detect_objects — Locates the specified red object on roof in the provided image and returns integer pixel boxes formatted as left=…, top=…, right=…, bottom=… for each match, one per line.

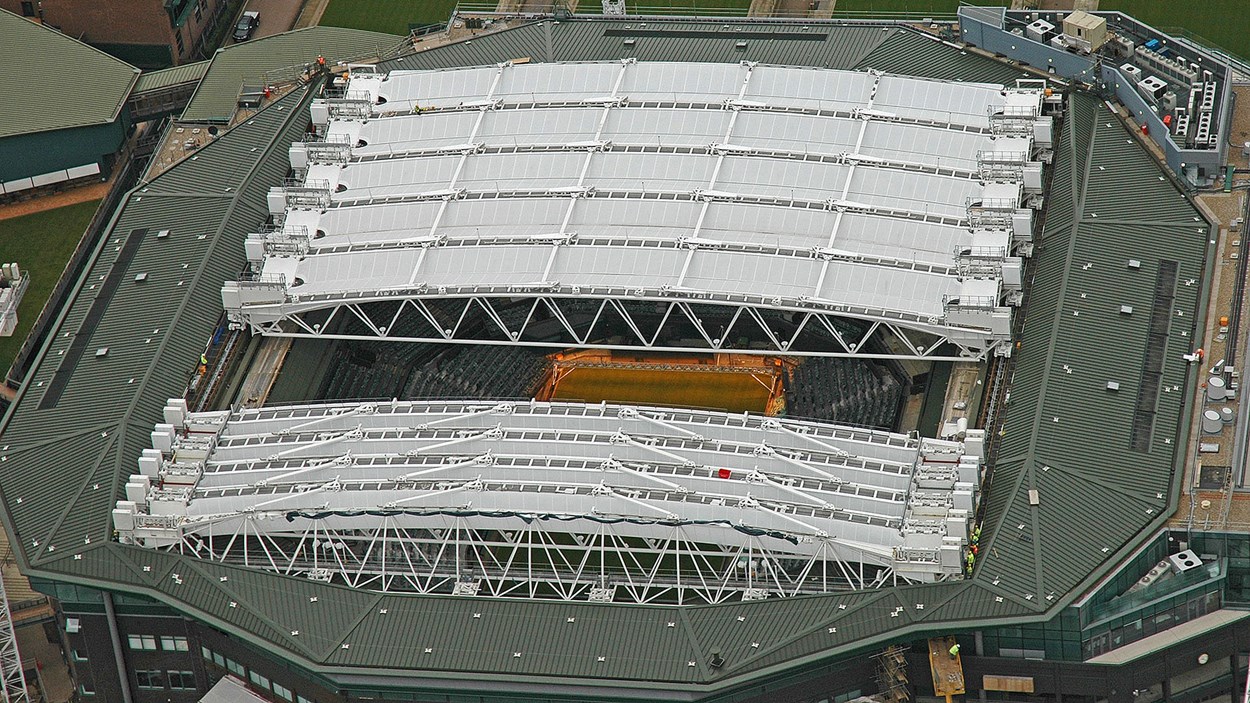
left=718, top=468, right=732, bottom=479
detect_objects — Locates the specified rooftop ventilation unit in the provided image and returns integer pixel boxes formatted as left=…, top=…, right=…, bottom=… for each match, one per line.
left=1168, top=550, right=1202, bottom=574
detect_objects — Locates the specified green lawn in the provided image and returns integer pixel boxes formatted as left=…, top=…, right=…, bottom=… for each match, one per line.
left=317, top=0, right=1249, bottom=60
left=628, top=0, right=752, bottom=14
left=318, top=0, right=458, bottom=35
left=1100, top=0, right=1249, bottom=62
left=833, top=0, right=1006, bottom=15
left=0, top=200, right=101, bottom=378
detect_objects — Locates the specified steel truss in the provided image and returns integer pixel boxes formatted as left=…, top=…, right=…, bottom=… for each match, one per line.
left=232, top=293, right=1000, bottom=361
left=174, top=515, right=914, bottom=604
left=0, top=573, right=29, bottom=703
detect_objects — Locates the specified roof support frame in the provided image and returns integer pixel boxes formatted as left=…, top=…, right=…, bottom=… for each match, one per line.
left=173, top=515, right=900, bottom=604
left=231, top=293, right=997, bottom=361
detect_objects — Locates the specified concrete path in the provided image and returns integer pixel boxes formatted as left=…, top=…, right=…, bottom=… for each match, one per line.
left=0, top=181, right=108, bottom=222
left=237, top=0, right=307, bottom=42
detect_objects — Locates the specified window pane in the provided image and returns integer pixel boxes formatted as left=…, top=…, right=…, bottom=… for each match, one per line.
left=136, top=670, right=164, bottom=689
left=227, top=659, right=245, bottom=677
left=274, top=683, right=294, bottom=701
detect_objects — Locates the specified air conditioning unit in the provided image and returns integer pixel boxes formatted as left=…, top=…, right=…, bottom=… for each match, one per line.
left=1168, top=549, right=1203, bottom=574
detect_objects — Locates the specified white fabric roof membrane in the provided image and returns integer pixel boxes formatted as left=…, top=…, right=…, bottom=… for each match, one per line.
left=251, top=61, right=1025, bottom=339
left=124, top=400, right=973, bottom=564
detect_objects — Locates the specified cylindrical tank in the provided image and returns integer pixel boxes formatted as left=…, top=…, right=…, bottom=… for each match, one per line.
left=1202, top=410, right=1223, bottom=434
left=1222, top=407, right=1235, bottom=424
left=1208, top=376, right=1227, bottom=401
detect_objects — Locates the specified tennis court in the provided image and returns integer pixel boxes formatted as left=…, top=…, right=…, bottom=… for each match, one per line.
left=551, top=365, right=776, bottom=413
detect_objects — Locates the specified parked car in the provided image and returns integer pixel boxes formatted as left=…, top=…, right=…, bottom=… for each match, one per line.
left=233, top=11, right=259, bottom=42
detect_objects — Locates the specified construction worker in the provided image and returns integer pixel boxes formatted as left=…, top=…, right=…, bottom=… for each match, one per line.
left=948, top=642, right=960, bottom=659
left=200, top=353, right=209, bottom=366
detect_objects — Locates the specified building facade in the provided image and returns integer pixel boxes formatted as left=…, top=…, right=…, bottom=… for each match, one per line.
left=0, top=0, right=230, bottom=67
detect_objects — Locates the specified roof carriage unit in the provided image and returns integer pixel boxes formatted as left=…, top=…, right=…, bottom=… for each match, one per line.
left=223, top=60, right=1055, bottom=361
left=114, top=399, right=984, bottom=604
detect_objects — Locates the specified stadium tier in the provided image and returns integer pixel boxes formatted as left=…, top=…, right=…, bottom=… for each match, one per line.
left=223, top=60, right=1055, bottom=361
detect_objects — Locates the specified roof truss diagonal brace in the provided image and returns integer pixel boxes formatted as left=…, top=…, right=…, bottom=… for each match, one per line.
left=227, top=288, right=998, bottom=361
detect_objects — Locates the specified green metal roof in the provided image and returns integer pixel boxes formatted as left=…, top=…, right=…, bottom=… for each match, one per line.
left=978, top=91, right=1208, bottom=608
left=391, top=19, right=1034, bottom=81
left=0, top=18, right=1213, bottom=699
left=181, top=26, right=405, bottom=123
left=133, top=59, right=211, bottom=95
left=0, top=8, right=139, bottom=138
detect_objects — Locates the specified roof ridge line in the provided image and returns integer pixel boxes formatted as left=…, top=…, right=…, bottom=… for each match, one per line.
left=182, top=559, right=320, bottom=659
left=29, top=427, right=119, bottom=565
left=724, top=589, right=896, bottom=669
left=319, top=591, right=385, bottom=662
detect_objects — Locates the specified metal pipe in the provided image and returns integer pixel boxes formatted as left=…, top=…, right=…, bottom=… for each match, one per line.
left=101, top=592, right=134, bottom=703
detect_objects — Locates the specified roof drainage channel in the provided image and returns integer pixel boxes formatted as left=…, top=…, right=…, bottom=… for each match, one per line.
left=38, top=227, right=149, bottom=410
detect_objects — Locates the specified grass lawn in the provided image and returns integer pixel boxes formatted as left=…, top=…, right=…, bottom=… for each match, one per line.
left=319, top=0, right=457, bottom=35
left=833, top=0, right=1006, bottom=15
left=1100, top=0, right=1249, bottom=61
left=0, top=200, right=100, bottom=377
left=629, top=0, right=752, bottom=14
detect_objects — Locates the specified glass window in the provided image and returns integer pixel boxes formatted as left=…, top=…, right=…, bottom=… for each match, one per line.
left=128, top=635, right=157, bottom=651
left=168, top=671, right=196, bottom=690
left=78, top=682, right=95, bottom=696
left=161, top=636, right=189, bottom=651
left=249, top=670, right=270, bottom=690
left=136, top=670, right=164, bottom=689
left=71, top=649, right=87, bottom=661
left=213, top=652, right=224, bottom=667
left=273, top=682, right=294, bottom=701
left=226, top=659, right=245, bottom=677
left=298, top=696, right=315, bottom=703
left=201, top=646, right=213, bottom=661
left=19, top=1, right=34, bottom=16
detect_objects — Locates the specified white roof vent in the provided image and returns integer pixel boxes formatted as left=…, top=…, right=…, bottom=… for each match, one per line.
left=1128, top=259, right=1141, bottom=268
left=1106, top=381, right=1120, bottom=391
left=1120, top=305, right=1133, bottom=315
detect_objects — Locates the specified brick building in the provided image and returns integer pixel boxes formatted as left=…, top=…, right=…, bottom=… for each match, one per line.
left=0, top=0, right=230, bottom=67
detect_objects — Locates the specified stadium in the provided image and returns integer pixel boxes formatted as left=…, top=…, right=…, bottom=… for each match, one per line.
left=1, top=6, right=1248, bottom=703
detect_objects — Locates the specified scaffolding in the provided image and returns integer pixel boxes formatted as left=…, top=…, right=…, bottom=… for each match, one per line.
left=871, top=645, right=910, bottom=703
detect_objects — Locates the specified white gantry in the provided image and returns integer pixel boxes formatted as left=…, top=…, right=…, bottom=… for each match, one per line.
left=222, top=61, right=1055, bottom=361
left=115, top=399, right=985, bottom=604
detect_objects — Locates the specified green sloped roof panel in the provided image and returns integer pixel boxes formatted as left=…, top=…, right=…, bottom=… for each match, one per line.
left=182, top=26, right=404, bottom=123
left=133, top=60, right=211, bottom=94
left=0, top=9, right=139, bottom=138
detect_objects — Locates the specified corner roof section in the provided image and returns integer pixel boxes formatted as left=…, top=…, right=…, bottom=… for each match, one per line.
left=181, top=25, right=405, bottom=123
left=134, top=59, right=211, bottom=94
left=0, top=16, right=1213, bottom=698
left=0, top=8, right=139, bottom=138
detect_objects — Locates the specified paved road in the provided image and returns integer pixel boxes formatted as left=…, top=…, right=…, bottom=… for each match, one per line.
left=233, top=0, right=307, bottom=43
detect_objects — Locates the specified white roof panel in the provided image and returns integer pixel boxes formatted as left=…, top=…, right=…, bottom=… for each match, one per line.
left=238, top=61, right=1041, bottom=347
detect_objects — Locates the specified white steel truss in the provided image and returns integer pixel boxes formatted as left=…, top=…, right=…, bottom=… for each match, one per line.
left=0, top=574, right=29, bottom=703
left=172, top=516, right=912, bottom=604
left=228, top=291, right=997, bottom=361
left=114, top=400, right=984, bottom=604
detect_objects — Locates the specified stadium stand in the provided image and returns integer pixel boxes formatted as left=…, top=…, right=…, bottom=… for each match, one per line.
left=785, top=358, right=905, bottom=429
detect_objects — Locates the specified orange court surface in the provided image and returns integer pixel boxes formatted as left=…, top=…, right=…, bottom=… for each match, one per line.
left=539, top=350, right=787, bottom=414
